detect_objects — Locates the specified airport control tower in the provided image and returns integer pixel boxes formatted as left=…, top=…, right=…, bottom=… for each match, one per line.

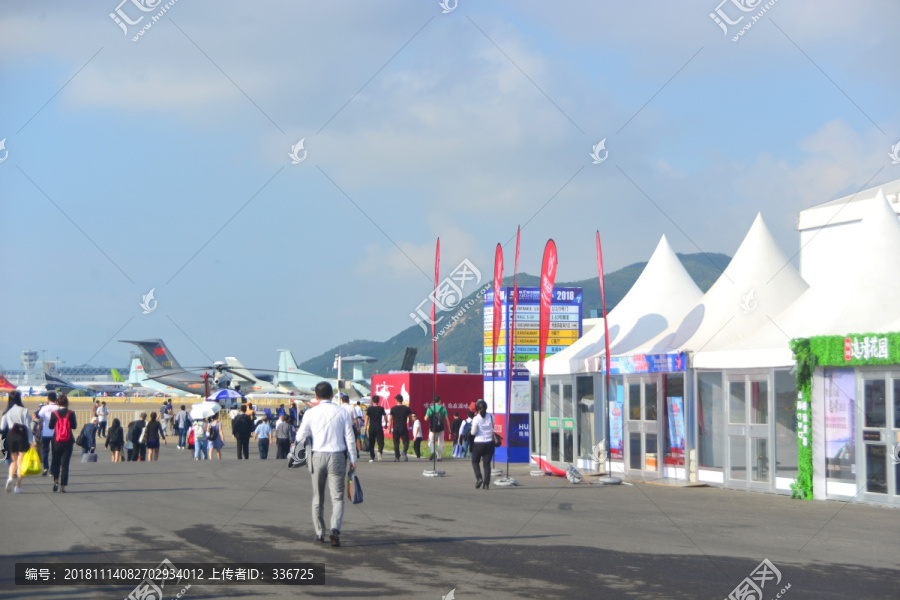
left=21, top=350, right=38, bottom=371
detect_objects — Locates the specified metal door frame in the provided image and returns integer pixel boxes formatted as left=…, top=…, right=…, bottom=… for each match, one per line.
left=858, top=370, right=899, bottom=505
left=624, top=375, right=662, bottom=479
left=725, top=371, right=774, bottom=490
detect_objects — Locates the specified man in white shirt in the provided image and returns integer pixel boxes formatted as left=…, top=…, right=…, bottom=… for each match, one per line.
left=341, top=394, right=361, bottom=452
left=37, top=392, right=60, bottom=476
left=296, top=382, right=357, bottom=548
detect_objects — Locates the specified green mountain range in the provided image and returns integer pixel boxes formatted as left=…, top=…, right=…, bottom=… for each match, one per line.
left=299, top=252, right=731, bottom=378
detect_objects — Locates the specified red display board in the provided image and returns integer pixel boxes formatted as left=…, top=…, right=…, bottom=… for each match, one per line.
left=370, top=372, right=484, bottom=440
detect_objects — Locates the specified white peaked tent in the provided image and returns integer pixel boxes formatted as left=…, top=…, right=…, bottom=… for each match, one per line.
left=694, top=190, right=900, bottom=368
left=542, top=235, right=702, bottom=375
left=635, top=214, right=808, bottom=362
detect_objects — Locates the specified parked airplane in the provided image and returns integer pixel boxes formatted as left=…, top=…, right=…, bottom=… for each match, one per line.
left=224, top=357, right=282, bottom=393
left=126, top=356, right=197, bottom=397
left=121, top=338, right=236, bottom=396
left=42, top=362, right=127, bottom=395
left=275, top=349, right=370, bottom=398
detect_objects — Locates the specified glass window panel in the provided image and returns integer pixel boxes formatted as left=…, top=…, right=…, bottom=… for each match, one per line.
left=629, top=433, right=642, bottom=470
left=865, top=444, right=887, bottom=494
left=894, top=379, right=900, bottom=429
left=664, top=374, right=686, bottom=466
left=752, top=438, right=769, bottom=482
left=645, top=433, right=658, bottom=471
left=563, top=431, right=574, bottom=463
left=550, top=429, right=560, bottom=462
left=729, top=381, right=746, bottom=424
left=751, top=380, right=769, bottom=425
left=550, top=384, right=561, bottom=419
left=824, top=369, right=856, bottom=482
left=729, top=436, right=746, bottom=480
left=563, top=384, right=573, bottom=419
left=644, top=382, right=657, bottom=421
left=576, top=376, right=595, bottom=459
left=864, top=379, right=886, bottom=428
left=629, top=383, right=641, bottom=421
left=698, top=372, right=724, bottom=469
left=896, top=461, right=900, bottom=497
left=774, top=370, right=798, bottom=479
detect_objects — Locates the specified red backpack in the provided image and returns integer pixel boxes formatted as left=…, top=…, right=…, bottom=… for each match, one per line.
left=55, top=411, right=73, bottom=443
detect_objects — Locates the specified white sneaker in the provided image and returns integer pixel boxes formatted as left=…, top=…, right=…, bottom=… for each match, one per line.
left=369, top=459, right=375, bottom=463
left=13, top=487, right=21, bottom=494
left=5, top=478, right=13, bottom=492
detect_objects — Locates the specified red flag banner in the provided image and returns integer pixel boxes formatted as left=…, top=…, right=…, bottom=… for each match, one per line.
left=492, top=243, right=504, bottom=376
left=538, top=239, right=558, bottom=410
left=433, top=238, right=440, bottom=400
left=595, top=232, right=611, bottom=382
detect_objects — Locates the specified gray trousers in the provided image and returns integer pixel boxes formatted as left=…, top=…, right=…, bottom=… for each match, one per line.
left=310, top=451, right=347, bottom=537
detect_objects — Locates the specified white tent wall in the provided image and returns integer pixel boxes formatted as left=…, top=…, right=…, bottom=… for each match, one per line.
left=541, top=235, right=702, bottom=376
left=693, top=189, right=900, bottom=369
left=631, top=214, right=808, bottom=359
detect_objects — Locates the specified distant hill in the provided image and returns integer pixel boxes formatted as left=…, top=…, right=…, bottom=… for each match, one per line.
left=299, top=252, right=731, bottom=377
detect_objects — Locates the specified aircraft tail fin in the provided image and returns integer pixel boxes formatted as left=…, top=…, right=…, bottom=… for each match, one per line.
left=120, top=338, right=182, bottom=373
left=111, top=368, right=125, bottom=382
left=42, top=362, right=79, bottom=392
left=127, top=357, right=148, bottom=385
left=0, top=372, right=15, bottom=391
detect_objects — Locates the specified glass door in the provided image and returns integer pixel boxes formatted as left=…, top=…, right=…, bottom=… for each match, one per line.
left=625, top=377, right=661, bottom=478
left=726, top=375, right=773, bottom=489
left=859, top=373, right=899, bottom=503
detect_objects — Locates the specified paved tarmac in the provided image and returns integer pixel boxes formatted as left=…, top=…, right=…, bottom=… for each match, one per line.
left=0, top=442, right=898, bottom=600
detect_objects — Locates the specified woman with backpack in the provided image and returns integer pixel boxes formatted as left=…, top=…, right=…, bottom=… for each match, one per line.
left=458, top=411, right=474, bottom=459
left=1, top=391, right=35, bottom=494
left=49, top=395, right=76, bottom=493
left=105, top=418, right=125, bottom=462
left=470, top=400, right=495, bottom=491
left=144, top=412, right=166, bottom=461
left=206, top=414, right=224, bottom=460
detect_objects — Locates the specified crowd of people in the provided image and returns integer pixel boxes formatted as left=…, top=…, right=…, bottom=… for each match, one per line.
left=2, top=388, right=500, bottom=505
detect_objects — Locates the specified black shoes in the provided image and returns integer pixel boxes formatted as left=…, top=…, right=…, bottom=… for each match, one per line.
left=314, top=536, right=324, bottom=544
left=475, top=479, right=483, bottom=489
left=483, top=483, right=490, bottom=490
left=41, top=469, right=48, bottom=477
left=329, top=530, right=340, bottom=547
left=52, top=482, right=59, bottom=492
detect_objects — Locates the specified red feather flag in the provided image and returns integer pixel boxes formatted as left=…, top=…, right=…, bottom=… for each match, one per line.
left=432, top=238, right=440, bottom=402
left=492, top=243, right=504, bottom=380
left=538, top=239, right=558, bottom=414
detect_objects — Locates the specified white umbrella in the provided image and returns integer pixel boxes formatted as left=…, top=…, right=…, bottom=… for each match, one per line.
left=190, top=401, right=220, bottom=421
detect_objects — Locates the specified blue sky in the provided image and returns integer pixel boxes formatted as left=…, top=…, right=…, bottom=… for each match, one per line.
left=1, top=0, right=898, bottom=372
